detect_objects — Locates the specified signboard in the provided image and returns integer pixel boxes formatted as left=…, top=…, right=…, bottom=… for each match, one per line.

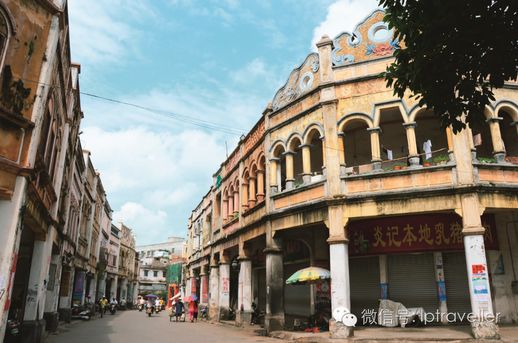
left=349, top=214, right=498, bottom=256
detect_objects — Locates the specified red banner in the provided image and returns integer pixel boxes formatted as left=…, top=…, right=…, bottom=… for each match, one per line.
left=348, top=214, right=498, bottom=256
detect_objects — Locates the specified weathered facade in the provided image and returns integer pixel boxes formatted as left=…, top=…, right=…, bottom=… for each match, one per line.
left=118, top=223, right=138, bottom=307
left=0, top=1, right=126, bottom=342
left=185, top=10, right=518, bottom=339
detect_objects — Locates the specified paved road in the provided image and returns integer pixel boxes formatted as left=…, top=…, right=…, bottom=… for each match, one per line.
left=45, top=310, right=277, bottom=343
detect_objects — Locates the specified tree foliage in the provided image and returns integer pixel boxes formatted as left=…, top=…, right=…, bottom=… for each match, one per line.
left=379, top=0, right=518, bottom=132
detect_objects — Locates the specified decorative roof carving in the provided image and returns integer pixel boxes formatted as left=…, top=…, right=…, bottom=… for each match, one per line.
left=332, top=9, right=398, bottom=67
left=271, top=53, right=320, bottom=111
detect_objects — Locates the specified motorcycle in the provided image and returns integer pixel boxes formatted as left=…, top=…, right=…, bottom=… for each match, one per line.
left=71, top=304, right=92, bottom=320
left=138, top=303, right=144, bottom=312
left=109, top=303, right=117, bottom=315
left=155, top=305, right=161, bottom=314
left=146, top=305, right=154, bottom=317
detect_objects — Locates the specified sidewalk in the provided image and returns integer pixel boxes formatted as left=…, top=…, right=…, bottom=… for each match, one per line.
left=214, top=321, right=518, bottom=342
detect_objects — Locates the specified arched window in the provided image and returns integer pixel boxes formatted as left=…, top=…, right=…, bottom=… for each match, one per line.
left=272, top=145, right=286, bottom=192
left=341, top=118, right=371, bottom=174
left=413, top=109, right=449, bottom=166
left=379, top=107, right=408, bottom=170
left=497, top=106, right=518, bottom=162
left=288, top=137, right=303, bottom=187
left=306, top=129, right=324, bottom=175
left=470, top=117, right=493, bottom=160
left=257, top=155, right=266, bottom=201
left=0, top=6, right=12, bottom=74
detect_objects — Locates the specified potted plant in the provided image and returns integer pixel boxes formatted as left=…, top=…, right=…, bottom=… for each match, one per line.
left=431, top=154, right=449, bottom=166
left=423, top=159, right=432, bottom=167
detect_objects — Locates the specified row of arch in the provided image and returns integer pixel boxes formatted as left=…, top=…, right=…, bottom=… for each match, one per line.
left=270, top=125, right=325, bottom=191
left=268, top=100, right=518, bottom=188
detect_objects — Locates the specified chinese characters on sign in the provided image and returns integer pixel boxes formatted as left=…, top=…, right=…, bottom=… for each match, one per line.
left=349, top=214, right=497, bottom=256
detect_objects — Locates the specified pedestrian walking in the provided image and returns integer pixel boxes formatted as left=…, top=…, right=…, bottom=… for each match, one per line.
left=174, top=299, right=184, bottom=322
left=188, top=300, right=198, bottom=322
left=99, top=296, right=108, bottom=318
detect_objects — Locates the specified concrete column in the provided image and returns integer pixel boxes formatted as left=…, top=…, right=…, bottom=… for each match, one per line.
left=404, top=122, right=420, bottom=167
left=24, top=231, right=55, bottom=321
left=218, top=261, right=231, bottom=320
left=110, top=276, right=118, bottom=300
left=379, top=255, right=388, bottom=300
left=256, top=170, right=265, bottom=202
left=488, top=118, right=506, bottom=162
left=97, top=273, right=106, bottom=299
left=237, top=258, right=252, bottom=325
left=338, top=132, right=346, bottom=175
left=284, top=151, right=294, bottom=190
left=233, top=190, right=239, bottom=215
left=460, top=194, right=499, bottom=339
left=248, top=176, right=256, bottom=207
left=209, top=263, right=220, bottom=320
left=58, top=267, right=75, bottom=322
left=269, top=158, right=279, bottom=193
left=368, top=127, right=382, bottom=171
left=301, top=144, right=312, bottom=183
left=433, top=252, right=448, bottom=324
left=0, top=177, right=26, bottom=340
left=265, top=239, right=284, bottom=332
left=185, top=276, right=192, bottom=299
left=327, top=206, right=352, bottom=338
left=241, top=182, right=249, bottom=211
left=200, top=266, right=209, bottom=306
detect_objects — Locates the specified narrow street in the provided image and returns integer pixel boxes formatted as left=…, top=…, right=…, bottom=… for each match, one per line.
left=45, top=311, right=276, bottom=343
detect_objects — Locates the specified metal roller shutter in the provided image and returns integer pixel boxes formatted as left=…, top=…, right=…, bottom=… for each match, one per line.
left=388, top=253, right=438, bottom=314
left=350, top=256, right=380, bottom=321
left=443, top=252, right=472, bottom=322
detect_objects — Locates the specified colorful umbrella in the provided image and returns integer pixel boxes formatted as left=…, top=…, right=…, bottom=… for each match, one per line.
left=185, top=294, right=198, bottom=302
left=286, top=267, right=330, bottom=285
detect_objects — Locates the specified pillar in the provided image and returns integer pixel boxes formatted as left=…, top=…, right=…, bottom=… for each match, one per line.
left=327, top=206, right=352, bottom=338
left=241, top=182, right=249, bottom=211
left=219, top=259, right=230, bottom=320
left=461, top=194, right=499, bottom=339
left=23, top=228, right=55, bottom=343
left=404, top=122, right=420, bottom=167
left=248, top=176, right=256, bottom=207
left=269, top=158, right=279, bottom=193
left=233, top=190, right=239, bottom=216
left=368, top=127, right=382, bottom=171
left=227, top=195, right=234, bottom=220
left=97, top=272, right=106, bottom=300
left=285, top=151, right=294, bottom=190
left=200, top=265, right=209, bottom=306
left=209, top=261, right=220, bottom=320
left=488, top=117, right=506, bottom=163
left=433, top=252, right=448, bottom=324
left=301, top=144, right=312, bottom=183
left=237, top=257, right=252, bottom=325
left=338, top=132, right=346, bottom=175
left=110, top=275, right=118, bottom=300
left=256, top=170, right=265, bottom=202
left=264, top=238, right=284, bottom=332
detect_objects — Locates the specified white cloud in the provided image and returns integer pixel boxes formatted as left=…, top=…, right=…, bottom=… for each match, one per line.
left=311, top=0, right=380, bottom=49
left=113, top=202, right=169, bottom=244
left=68, top=0, right=155, bottom=65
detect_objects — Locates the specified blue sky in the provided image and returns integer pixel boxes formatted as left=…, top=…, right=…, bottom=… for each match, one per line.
left=69, top=0, right=379, bottom=245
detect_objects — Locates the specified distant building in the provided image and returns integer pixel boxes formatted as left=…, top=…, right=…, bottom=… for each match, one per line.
left=136, top=237, right=185, bottom=296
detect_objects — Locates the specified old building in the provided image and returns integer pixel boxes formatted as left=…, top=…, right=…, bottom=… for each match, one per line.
left=185, top=10, right=518, bottom=339
left=0, top=1, right=121, bottom=341
left=117, top=223, right=138, bottom=307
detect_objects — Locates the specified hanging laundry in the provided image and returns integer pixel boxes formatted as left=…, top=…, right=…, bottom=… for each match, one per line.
left=423, top=139, right=432, bottom=160
left=387, top=149, right=393, bottom=160
left=473, top=133, right=482, bottom=146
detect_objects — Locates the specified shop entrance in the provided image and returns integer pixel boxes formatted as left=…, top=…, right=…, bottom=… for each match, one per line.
left=443, top=251, right=471, bottom=322
left=388, top=253, right=438, bottom=315
left=350, top=256, right=380, bottom=322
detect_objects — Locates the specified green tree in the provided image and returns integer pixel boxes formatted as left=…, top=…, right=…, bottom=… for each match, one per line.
left=380, top=0, right=518, bottom=132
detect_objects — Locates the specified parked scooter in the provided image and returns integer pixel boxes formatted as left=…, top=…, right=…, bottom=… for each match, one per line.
left=71, top=304, right=92, bottom=320
left=200, top=305, right=208, bottom=320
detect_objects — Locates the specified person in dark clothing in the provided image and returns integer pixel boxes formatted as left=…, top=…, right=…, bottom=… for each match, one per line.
left=174, top=300, right=185, bottom=322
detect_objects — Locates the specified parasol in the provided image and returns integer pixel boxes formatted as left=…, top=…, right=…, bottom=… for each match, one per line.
left=286, top=266, right=330, bottom=285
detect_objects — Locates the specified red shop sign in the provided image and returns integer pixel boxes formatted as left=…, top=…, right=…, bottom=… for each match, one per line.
left=348, top=213, right=498, bottom=256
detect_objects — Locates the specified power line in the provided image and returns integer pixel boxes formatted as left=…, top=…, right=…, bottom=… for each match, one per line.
left=20, top=77, right=247, bottom=136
